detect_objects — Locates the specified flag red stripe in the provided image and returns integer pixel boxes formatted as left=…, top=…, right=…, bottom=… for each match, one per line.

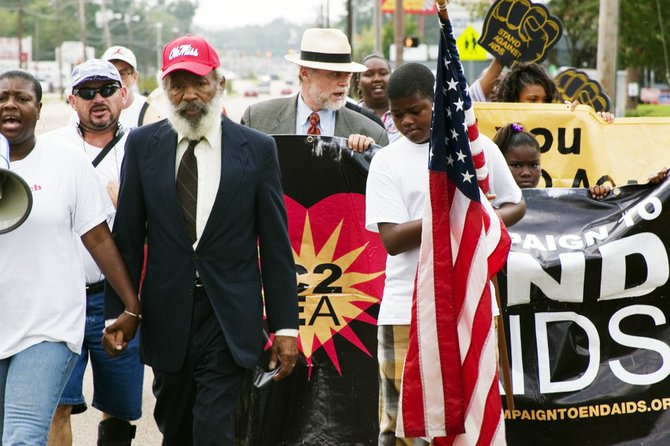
left=461, top=278, right=493, bottom=404
left=433, top=175, right=465, bottom=433
left=477, top=372, right=505, bottom=446
left=401, top=284, right=427, bottom=435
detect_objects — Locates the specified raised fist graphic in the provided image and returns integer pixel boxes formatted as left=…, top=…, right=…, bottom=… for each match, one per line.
left=478, top=0, right=562, bottom=66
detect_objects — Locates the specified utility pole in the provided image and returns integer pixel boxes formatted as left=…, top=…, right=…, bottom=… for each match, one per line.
left=394, top=0, right=404, bottom=67
left=34, top=20, right=39, bottom=68
left=99, top=0, right=112, bottom=49
left=346, top=0, right=353, bottom=53
left=78, top=0, right=87, bottom=61
left=320, top=0, right=330, bottom=28
left=17, top=0, right=23, bottom=69
left=55, top=0, right=64, bottom=98
left=373, top=0, right=382, bottom=54
left=156, top=22, right=163, bottom=73
left=596, top=0, right=619, bottom=111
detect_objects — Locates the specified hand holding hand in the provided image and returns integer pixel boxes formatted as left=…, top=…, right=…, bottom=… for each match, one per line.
left=101, top=312, right=140, bottom=357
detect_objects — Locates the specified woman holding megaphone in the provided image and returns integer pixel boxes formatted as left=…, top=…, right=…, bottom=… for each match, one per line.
left=0, top=70, right=141, bottom=445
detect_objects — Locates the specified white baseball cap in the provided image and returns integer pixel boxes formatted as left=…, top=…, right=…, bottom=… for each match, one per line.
left=102, top=45, right=137, bottom=70
left=71, top=59, right=122, bottom=88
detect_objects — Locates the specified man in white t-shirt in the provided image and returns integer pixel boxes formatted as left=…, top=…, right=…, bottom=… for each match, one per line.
left=44, top=59, right=143, bottom=446
left=102, top=45, right=149, bottom=130
left=365, top=63, right=525, bottom=446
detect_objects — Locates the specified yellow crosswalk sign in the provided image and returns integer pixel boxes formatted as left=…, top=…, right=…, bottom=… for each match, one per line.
left=456, top=26, right=488, bottom=61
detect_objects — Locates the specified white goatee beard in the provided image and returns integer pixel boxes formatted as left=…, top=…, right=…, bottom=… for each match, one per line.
left=165, top=90, right=226, bottom=139
left=308, top=82, right=346, bottom=111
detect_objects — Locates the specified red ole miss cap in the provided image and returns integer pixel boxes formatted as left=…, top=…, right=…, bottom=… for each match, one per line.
left=161, top=34, right=220, bottom=79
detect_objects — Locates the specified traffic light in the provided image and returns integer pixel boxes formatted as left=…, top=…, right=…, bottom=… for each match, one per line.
left=404, top=36, right=419, bottom=48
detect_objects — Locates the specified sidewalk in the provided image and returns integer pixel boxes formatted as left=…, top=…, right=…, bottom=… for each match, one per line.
left=70, top=366, right=161, bottom=445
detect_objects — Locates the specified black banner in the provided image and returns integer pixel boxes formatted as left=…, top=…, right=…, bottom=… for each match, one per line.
left=237, top=136, right=386, bottom=445
left=500, top=182, right=670, bottom=445
left=236, top=136, right=670, bottom=445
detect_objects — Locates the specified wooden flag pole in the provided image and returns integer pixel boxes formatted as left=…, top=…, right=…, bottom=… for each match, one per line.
left=493, top=275, right=515, bottom=411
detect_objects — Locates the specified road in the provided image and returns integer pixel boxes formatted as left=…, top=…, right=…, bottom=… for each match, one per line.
left=37, top=92, right=272, bottom=445
left=38, top=91, right=260, bottom=134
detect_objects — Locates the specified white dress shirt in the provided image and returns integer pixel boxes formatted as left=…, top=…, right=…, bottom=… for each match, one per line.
left=175, top=126, right=221, bottom=249
left=295, top=94, right=336, bottom=136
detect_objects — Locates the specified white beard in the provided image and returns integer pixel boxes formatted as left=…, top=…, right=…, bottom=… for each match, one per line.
left=308, top=82, right=346, bottom=111
left=165, top=90, right=226, bottom=140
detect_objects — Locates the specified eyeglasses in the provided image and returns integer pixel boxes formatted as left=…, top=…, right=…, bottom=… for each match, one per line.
left=73, top=84, right=120, bottom=100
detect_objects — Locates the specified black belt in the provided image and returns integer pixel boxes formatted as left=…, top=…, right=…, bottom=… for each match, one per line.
left=86, top=280, right=105, bottom=295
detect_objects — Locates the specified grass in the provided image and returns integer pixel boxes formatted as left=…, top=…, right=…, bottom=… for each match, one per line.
left=625, top=104, right=670, bottom=117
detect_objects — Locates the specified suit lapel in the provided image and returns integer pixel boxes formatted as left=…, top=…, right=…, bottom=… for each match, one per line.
left=273, top=96, right=298, bottom=134
left=151, top=122, right=185, bottom=227
left=334, top=107, right=354, bottom=138
left=198, top=117, right=248, bottom=245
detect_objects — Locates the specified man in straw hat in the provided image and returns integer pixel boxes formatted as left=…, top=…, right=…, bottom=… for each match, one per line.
left=103, top=34, right=299, bottom=445
left=241, top=27, right=389, bottom=149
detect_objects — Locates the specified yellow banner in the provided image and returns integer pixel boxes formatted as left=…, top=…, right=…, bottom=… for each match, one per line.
left=474, top=102, right=670, bottom=188
left=381, top=0, right=436, bottom=14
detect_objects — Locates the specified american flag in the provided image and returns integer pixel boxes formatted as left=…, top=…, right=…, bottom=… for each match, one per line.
left=396, top=13, right=511, bottom=446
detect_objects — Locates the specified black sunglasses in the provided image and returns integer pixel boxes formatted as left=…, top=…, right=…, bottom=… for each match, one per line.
left=73, top=84, right=120, bottom=100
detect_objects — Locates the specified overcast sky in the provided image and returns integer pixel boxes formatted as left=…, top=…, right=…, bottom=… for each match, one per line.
left=193, top=0, right=347, bottom=29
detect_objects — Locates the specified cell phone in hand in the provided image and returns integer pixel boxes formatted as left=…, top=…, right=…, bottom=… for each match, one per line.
left=253, top=364, right=280, bottom=388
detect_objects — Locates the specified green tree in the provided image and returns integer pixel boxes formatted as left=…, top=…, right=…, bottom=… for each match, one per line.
left=0, top=0, right=197, bottom=75
left=540, top=0, right=670, bottom=84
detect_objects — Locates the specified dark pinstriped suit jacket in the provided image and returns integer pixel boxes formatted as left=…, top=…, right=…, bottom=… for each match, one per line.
left=105, top=116, right=298, bottom=373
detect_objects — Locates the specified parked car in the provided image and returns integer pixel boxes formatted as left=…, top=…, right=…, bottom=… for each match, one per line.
left=244, top=88, right=259, bottom=97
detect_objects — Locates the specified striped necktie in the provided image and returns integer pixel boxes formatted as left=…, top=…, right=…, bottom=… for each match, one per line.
left=176, top=138, right=201, bottom=243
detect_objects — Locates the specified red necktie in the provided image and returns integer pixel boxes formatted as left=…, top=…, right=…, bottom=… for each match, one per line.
left=307, top=112, right=321, bottom=135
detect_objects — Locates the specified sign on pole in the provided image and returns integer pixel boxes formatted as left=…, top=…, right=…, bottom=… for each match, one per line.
left=456, top=26, right=488, bottom=61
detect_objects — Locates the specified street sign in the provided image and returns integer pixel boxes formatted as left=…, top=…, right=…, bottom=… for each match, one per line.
left=381, top=0, right=436, bottom=14
left=456, top=26, right=488, bottom=61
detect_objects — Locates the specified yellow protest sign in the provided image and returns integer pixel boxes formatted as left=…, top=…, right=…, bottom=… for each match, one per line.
left=474, top=102, right=670, bottom=188
left=457, top=26, right=488, bottom=61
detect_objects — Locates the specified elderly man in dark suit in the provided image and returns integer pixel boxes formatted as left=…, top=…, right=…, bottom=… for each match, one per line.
left=103, top=34, right=299, bottom=445
left=241, top=28, right=389, bottom=148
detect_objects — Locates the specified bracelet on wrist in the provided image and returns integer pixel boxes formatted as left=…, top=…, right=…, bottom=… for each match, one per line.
left=437, top=0, right=448, bottom=11
left=124, top=309, right=143, bottom=321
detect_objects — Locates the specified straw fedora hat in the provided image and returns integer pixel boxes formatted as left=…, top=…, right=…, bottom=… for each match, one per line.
left=285, top=28, right=367, bottom=73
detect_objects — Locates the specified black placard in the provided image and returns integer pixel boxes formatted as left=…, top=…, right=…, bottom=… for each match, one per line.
left=478, top=0, right=563, bottom=66
left=555, top=68, right=612, bottom=113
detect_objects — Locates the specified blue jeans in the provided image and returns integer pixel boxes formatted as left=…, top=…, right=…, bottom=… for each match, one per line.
left=60, top=291, right=143, bottom=420
left=0, top=341, right=78, bottom=445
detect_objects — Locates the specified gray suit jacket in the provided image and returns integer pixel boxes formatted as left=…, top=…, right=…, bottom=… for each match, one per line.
left=240, top=95, right=389, bottom=146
